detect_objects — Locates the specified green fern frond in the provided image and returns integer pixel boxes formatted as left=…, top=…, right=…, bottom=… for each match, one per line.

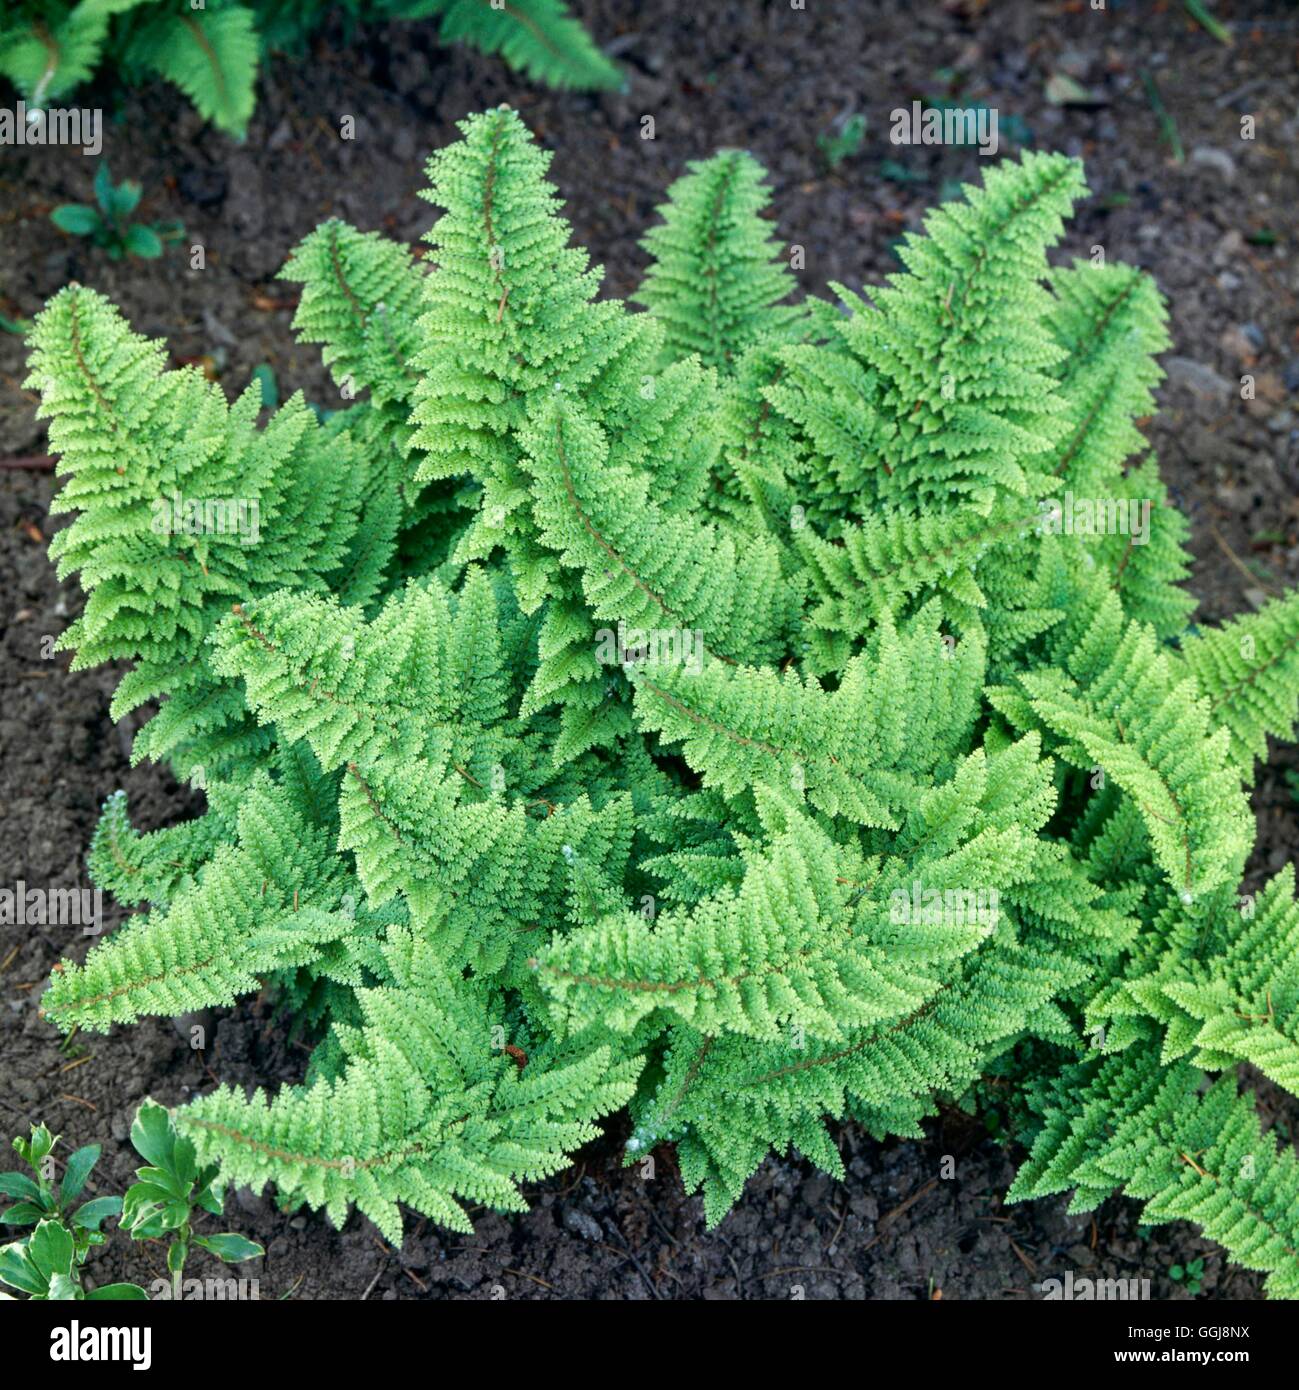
left=1182, top=590, right=1299, bottom=778
left=636, top=150, right=805, bottom=371
left=127, top=5, right=259, bottom=139
left=0, top=3, right=113, bottom=108
left=25, top=285, right=369, bottom=776
left=43, top=779, right=351, bottom=1031
left=428, top=0, right=620, bottom=92
left=279, top=220, right=426, bottom=416
left=178, top=935, right=639, bottom=1242
left=1010, top=1045, right=1299, bottom=1298
left=5, top=0, right=617, bottom=139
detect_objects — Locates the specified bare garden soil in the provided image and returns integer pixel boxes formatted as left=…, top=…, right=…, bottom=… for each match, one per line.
left=2, top=0, right=1298, bottom=1299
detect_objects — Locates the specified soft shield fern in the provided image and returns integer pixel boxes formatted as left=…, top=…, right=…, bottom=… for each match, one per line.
left=0, top=2, right=620, bottom=139
left=27, top=108, right=1299, bottom=1294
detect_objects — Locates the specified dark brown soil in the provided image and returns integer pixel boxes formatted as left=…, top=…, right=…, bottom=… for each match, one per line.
left=2, top=0, right=1298, bottom=1300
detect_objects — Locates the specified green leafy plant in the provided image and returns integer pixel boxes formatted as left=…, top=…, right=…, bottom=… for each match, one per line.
left=1, top=307, right=32, bottom=335
left=250, top=363, right=280, bottom=410
left=817, top=111, right=867, bottom=169
left=23, top=108, right=1299, bottom=1297
left=0, top=1220, right=148, bottom=1301
left=0, top=1, right=621, bottom=139
left=0, top=1110, right=262, bottom=1301
left=1184, top=0, right=1233, bottom=46
left=0, top=1124, right=143, bottom=1300
left=121, top=1100, right=263, bottom=1286
left=879, top=159, right=927, bottom=185
left=1170, top=1256, right=1206, bottom=1295
left=50, top=163, right=182, bottom=260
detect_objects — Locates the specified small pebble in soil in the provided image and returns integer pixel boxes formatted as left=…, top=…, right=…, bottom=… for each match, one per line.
left=1189, top=146, right=1236, bottom=181
left=563, top=1208, right=603, bottom=1242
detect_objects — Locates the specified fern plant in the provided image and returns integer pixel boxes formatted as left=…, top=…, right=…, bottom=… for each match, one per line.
left=0, top=1, right=620, bottom=139
left=25, top=108, right=1299, bottom=1295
